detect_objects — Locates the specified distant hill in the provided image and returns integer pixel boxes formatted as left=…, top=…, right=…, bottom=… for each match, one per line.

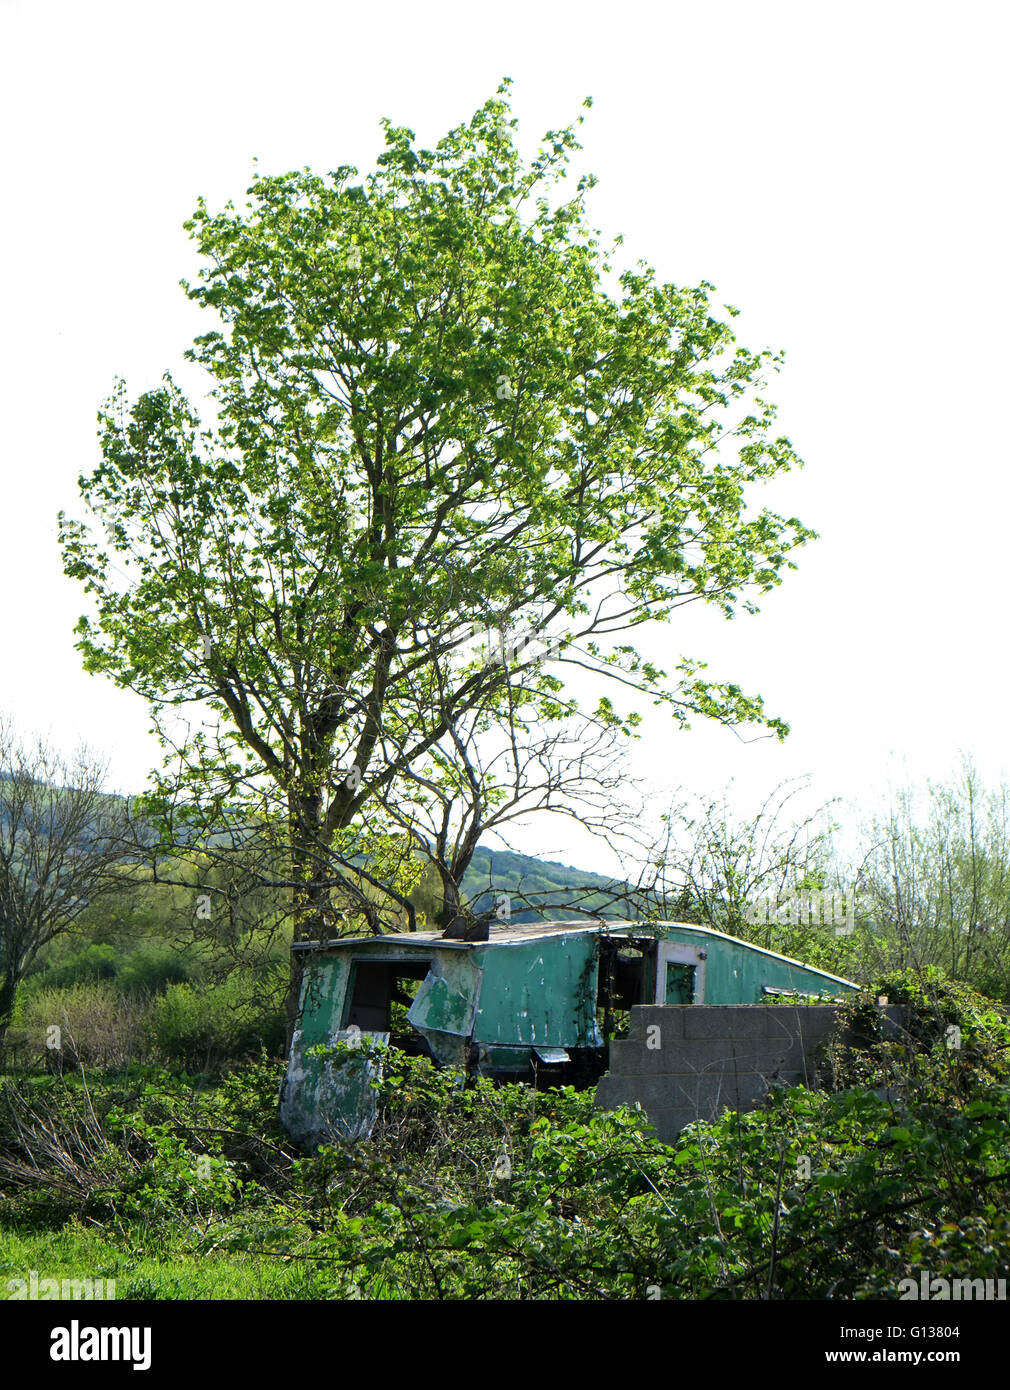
left=460, top=845, right=650, bottom=923
left=0, top=777, right=664, bottom=924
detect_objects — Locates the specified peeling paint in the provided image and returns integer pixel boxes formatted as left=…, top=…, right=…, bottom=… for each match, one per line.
left=280, top=1026, right=388, bottom=1147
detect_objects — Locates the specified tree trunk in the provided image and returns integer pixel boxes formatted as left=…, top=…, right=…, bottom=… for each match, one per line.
left=284, top=948, right=305, bottom=1054
left=0, top=971, right=18, bottom=1055
left=436, top=867, right=464, bottom=932
left=284, top=790, right=336, bottom=1052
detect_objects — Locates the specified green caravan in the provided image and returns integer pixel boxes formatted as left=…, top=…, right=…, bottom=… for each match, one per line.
left=279, top=918, right=857, bottom=1147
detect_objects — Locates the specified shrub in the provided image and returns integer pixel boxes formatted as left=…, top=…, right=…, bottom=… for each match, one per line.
left=150, top=971, right=285, bottom=1070
left=19, top=940, right=195, bottom=1002
left=14, top=983, right=155, bottom=1069
left=282, top=984, right=1010, bottom=1301
left=23, top=944, right=119, bottom=992
left=116, top=945, right=192, bottom=996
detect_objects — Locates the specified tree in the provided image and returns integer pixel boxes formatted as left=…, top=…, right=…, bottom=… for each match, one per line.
left=857, top=755, right=1010, bottom=997
left=0, top=719, right=129, bottom=1048
left=642, top=778, right=839, bottom=937
left=57, top=82, right=815, bottom=1033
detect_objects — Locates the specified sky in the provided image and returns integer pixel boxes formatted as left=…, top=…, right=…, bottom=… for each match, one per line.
left=1, top=0, right=1007, bottom=879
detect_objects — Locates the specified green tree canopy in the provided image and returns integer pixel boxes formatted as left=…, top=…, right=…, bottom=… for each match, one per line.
left=58, top=82, right=814, bottom=1019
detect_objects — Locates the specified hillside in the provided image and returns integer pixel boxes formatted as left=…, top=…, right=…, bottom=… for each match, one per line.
left=1, top=774, right=657, bottom=926
left=460, top=845, right=645, bottom=921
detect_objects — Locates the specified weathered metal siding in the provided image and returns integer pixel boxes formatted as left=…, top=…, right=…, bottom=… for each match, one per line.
left=280, top=923, right=856, bottom=1146
left=408, top=950, right=482, bottom=1066
left=654, top=924, right=853, bottom=1002
left=470, top=934, right=603, bottom=1050
left=279, top=952, right=375, bottom=1147
left=296, top=953, right=354, bottom=1049
left=281, top=943, right=480, bottom=1144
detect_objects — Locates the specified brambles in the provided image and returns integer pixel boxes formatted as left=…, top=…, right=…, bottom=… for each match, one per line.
left=3, top=966, right=1010, bottom=1299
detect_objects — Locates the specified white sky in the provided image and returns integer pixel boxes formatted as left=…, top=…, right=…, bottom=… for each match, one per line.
left=2, top=0, right=1007, bottom=878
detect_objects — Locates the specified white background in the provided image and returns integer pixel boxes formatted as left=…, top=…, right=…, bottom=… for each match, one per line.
left=2, top=0, right=1006, bottom=874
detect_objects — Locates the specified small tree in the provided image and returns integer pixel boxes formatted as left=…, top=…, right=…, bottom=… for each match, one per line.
left=858, top=756, right=1010, bottom=997
left=0, top=719, right=130, bottom=1048
left=646, top=778, right=839, bottom=938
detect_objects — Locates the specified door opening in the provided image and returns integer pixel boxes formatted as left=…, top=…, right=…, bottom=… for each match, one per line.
left=343, top=959, right=432, bottom=1054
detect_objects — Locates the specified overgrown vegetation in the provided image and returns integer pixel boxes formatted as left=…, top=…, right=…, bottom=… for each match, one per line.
left=2, top=969, right=1009, bottom=1299
left=5, top=758, right=1010, bottom=1299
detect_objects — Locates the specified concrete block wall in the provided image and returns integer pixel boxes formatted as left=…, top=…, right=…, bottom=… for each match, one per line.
left=595, top=1003, right=902, bottom=1143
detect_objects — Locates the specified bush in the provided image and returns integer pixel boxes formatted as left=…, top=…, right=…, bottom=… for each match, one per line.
left=0, top=1062, right=290, bottom=1234
left=19, top=940, right=195, bottom=1003
left=13, top=983, right=155, bottom=1069
left=24, top=944, right=119, bottom=991
left=150, top=971, right=285, bottom=1069
left=116, top=945, right=192, bottom=996
left=279, top=979, right=1010, bottom=1300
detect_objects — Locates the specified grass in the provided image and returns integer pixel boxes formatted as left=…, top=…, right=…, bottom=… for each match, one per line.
left=0, top=1058, right=322, bottom=1301
left=0, top=1223, right=318, bottom=1300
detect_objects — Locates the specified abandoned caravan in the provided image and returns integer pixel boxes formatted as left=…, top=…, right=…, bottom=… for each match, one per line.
left=279, top=918, right=858, bottom=1147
